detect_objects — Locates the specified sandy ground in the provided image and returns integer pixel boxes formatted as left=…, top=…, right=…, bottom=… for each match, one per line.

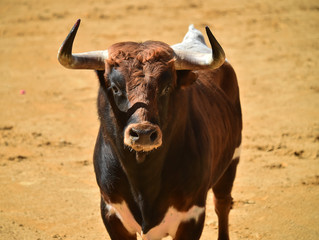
left=0, top=0, right=318, bottom=239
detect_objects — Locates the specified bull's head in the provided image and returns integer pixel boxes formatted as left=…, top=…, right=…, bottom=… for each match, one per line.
left=58, top=19, right=225, bottom=163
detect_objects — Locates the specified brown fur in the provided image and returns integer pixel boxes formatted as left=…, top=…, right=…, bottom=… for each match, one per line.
left=107, top=41, right=176, bottom=94
left=105, top=41, right=177, bottom=124
left=94, top=40, right=242, bottom=240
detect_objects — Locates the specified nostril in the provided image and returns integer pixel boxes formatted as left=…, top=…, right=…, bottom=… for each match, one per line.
left=124, top=123, right=162, bottom=151
left=150, top=131, right=158, bottom=142
left=130, top=128, right=139, bottom=139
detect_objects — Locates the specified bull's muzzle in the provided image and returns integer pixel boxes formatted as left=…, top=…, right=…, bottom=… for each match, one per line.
left=124, top=122, right=162, bottom=152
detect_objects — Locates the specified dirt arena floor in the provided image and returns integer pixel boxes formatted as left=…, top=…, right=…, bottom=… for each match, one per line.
left=0, top=0, right=318, bottom=239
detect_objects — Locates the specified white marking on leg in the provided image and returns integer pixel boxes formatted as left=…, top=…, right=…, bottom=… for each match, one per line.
left=232, top=144, right=241, bottom=160
left=105, top=201, right=141, bottom=234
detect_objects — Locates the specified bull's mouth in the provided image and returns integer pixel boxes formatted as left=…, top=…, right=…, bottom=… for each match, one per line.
left=124, top=121, right=163, bottom=163
left=135, top=151, right=148, bottom=163
left=127, top=144, right=162, bottom=152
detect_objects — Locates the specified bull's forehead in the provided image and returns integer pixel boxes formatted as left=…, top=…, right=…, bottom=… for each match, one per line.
left=107, top=41, right=174, bottom=70
left=106, top=41, right=176, bottom=95
left=125, top=61, right=174, bottom=104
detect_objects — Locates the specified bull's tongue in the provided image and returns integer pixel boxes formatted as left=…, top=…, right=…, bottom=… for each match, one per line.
left=136, top=151, right=147, bottom=163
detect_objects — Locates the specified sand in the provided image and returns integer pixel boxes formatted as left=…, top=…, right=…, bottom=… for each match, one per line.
left=0, top=0, right=318, bottom=239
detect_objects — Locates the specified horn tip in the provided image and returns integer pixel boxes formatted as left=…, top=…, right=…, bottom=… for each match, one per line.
left=74, top=19, right=81, bottom=29
left=205, top=26, right=212, bottom=35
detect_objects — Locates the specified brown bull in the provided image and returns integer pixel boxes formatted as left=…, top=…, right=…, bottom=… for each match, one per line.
left=58, top=19, right=242, bottom=240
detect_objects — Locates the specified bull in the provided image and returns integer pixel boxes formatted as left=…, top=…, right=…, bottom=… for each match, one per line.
left=58, top=19, right=242, bottom=240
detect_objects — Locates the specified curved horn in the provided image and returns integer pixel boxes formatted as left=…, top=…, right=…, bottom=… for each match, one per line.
left=171, top=25, right=225, bottom=70
left=205, top=26, right=225, bottom=69
left=58, top=19, right=108, bottom=70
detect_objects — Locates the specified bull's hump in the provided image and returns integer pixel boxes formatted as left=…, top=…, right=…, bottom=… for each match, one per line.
left=105, top=200, right=205, bottom=239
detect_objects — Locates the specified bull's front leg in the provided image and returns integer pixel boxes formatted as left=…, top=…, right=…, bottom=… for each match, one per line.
left=100, top=197, right=137, bottom=240
left=173, top=211, right=206, bottom=240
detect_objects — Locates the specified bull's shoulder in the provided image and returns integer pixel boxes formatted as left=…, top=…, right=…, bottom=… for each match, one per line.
left=196, top=61, right=239, bottom=106
left=93, top=129, right=131, bottom=201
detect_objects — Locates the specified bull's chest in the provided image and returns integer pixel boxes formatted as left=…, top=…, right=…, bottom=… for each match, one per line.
left=105, top=200, right=205, bottom=239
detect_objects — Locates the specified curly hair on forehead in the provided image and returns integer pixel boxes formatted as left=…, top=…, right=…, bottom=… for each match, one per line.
left=106, top=41, right=177, bottom=95
left=107, top=41, right=175, bottom=66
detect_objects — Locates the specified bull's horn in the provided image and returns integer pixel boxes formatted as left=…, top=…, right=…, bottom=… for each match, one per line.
left=171, top=25, right=225, bottom=70
left=58, top=19, right=108, bottom=70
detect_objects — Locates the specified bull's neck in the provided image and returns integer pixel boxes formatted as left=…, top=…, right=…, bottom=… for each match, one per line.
left=119, top=150, right=167, bottom=230
left=120, top=149, right=166, bottom=205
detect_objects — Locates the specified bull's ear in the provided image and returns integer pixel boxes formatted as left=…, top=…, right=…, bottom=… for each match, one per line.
left=176, top=70, right=198, bottom=89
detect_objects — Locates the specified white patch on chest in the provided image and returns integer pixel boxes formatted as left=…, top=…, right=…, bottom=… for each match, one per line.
left=232, top=144, right=241, bottom=160
left=143, top=205, right=205, bottom=239
left=105, top=201, right=205, bottom=240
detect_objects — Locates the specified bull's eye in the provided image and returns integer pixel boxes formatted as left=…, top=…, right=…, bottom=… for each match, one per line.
left=112, top=86, right=119, bottom=94
left=110, top=83, right=122, bottom=96
left=161, top=86, right=171, bottom=96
